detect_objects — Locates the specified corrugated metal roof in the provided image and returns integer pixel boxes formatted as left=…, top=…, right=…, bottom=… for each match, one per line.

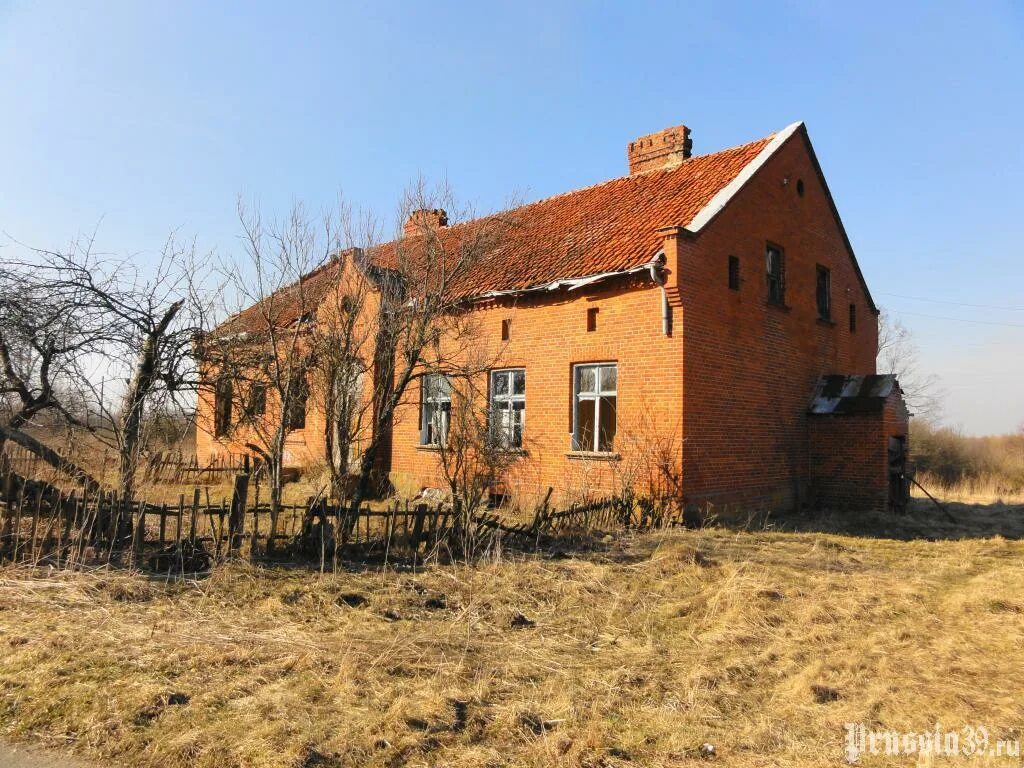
left=808, top=374, right=899, bottom=415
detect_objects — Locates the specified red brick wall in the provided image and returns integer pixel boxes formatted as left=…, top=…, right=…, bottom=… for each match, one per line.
left=808, top=412, right=887, bottom=511
left=387, top=277, right=684, bottom=506
left=677, top=133, right=879, bottom=513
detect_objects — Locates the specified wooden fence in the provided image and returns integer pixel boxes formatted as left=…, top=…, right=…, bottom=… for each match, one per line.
left=141, top=451, right=258, bottom=485
left=0, top=445, right=257, bottom=487
left=0, top=464, right=652, bottom=571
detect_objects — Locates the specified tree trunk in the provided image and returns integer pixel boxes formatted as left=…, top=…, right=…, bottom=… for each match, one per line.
left=0, top=425, right=100, bottom=492
left=117, top=299, right=183, bottom=505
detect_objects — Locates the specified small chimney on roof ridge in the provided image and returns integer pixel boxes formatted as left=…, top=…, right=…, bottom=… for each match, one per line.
left=628, top=124, right=692, bottom=175
left=404, top=208, right=449, bottom=238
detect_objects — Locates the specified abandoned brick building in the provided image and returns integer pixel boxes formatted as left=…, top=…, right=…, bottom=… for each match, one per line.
left=197, top=120, right=909, bottom=514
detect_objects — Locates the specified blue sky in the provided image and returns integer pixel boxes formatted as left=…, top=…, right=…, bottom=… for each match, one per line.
left=1, top=1, right=1022, bottom=434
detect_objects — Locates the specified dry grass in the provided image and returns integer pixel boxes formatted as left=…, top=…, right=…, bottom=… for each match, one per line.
left=2, top=510, right=1024, bottom=767
left=914, top=472, right=1024, bottom=506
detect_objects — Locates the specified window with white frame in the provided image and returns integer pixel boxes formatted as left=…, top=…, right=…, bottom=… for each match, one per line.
left=490, top=368, right=525, bottom=448
left=420, top=373, right=451, bottom=446
left=572, top=363, right=617, bottom=452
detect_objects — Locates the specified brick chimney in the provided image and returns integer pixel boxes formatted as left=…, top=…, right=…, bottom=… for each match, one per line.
left=403, top=208, right=448, bottom=238
left=627, top=125, right=692, bottom=175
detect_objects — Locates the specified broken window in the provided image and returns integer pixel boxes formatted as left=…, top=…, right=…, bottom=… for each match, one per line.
left=420, top=373, right=451, bottom=446
left=816, top=265, right=831, bottom=320
left=287, top=374, right=308, bottom=431
left=572, top=363, right=617, bottom=452
left=728, top=255, right=740, bottom=291
left=214, top=379, right=232, bottom=438
left=490, top=369, right=525, bottom=448
left=766, top=244, right=785, bottom=305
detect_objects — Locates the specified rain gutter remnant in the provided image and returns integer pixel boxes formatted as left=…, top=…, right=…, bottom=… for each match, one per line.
left=649, top=250, right=670, bottom=336
left=478, top=257, right=665, bottom=301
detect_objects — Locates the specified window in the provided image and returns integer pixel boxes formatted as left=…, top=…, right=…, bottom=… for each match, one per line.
left=728, top=255, right=740, bottom=291
left=489, top=369, right=525, bottom=448
left=287, top=375, right=308, bottom=430
left=816, top=265, right=831, bottom=320
left=796, top=178, right=805, bottom=197
left=572, top=363, right=617, bottom=452
left=849, top=302, right=857, bottom=332
left=586, top=307, right=599, bottom=332
left=214, top=379, right=232, bottom=438
left=246, top=382, right=267, bottom=420
left=420, top=373, right=451, bottom=445
left=501, top=318, right=511, bottom=341
left=766, top=244, right=785, bottom=305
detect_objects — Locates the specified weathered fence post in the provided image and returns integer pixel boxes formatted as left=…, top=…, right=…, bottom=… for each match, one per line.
left=412, top=503, right=427, bottom=554
left=228, top=463, right=250, bottom=556
left=189, top=487, right=200, bottom=543
left=132, top=499, right=147, bottom=567
left=175, top=493, right=184, bottom=542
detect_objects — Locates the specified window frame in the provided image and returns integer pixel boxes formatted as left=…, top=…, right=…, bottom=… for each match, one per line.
left=766, top=243, right=786, bottom=306
left=571, top=362, right=618, bottom=453
left=816, top=264, right=832, bottom=321
left=489, top=368, right=526, bottom=449
left=419, top=373, right=452, bottom=446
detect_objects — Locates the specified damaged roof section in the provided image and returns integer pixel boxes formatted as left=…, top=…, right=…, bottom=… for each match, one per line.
left=808, top=374, right=900, bottom=415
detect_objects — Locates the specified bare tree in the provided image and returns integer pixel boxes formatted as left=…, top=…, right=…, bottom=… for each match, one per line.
left=0, top=274, right=102, bottom=488
left=430, top=353, right=523, bottom=548
left=203, top=201, right=340, bottom=552
left=21, top=235, right=211, bottom=512
left=342, top=181, right=517, bottom=518
left=202, top=182, right=517, bottom=556
left=877, top=308, right=942, bottom=421
left=0, top=257, right=106, bottom=489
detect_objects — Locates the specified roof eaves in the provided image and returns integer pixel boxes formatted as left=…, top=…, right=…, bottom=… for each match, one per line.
left=477, top=257, right=663, bottom=301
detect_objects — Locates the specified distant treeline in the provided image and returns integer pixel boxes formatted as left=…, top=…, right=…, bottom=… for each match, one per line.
left=911, top=421, right=1024, bottom=496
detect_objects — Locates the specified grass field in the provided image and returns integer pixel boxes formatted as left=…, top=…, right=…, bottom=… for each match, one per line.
left=1, top=499, right=1023, bottom=767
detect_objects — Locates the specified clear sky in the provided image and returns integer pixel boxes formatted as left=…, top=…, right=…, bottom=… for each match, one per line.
left=1, top=1, right=1022, bottom=434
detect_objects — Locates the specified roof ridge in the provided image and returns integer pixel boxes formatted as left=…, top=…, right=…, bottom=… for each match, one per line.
left=430, top=130, right=783, bottom=233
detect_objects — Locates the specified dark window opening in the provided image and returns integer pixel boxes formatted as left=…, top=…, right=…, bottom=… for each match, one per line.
left=728, top=255, right=740, bottom=291
left=246, top=382, right=267, bottom=419
left=287, top=375, right=308, bottom=431
left=586, top=307, right=599, bottom=332
left=766, top=244, right=785, bottom=305
left=796, top=179, right=805, bottom=197
left=849, top=303, right=857, bottom=332
left=816, top=265, right=832, bottom=320
left=501, top=318, right=511, bottom=341
left=214, top=379, right=232, bottom=438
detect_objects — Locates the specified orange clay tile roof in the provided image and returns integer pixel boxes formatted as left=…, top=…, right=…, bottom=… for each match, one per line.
left=219, top=129, right=779, bottom=333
